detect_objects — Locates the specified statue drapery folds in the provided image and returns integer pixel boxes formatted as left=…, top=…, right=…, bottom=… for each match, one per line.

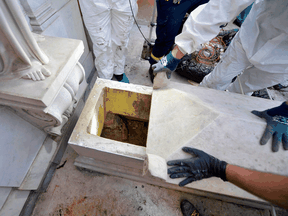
left=0, top=0, right=50, bottom=81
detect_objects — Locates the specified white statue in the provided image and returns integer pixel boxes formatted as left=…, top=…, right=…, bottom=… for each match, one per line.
left=0, top=0, right=50, bottom=81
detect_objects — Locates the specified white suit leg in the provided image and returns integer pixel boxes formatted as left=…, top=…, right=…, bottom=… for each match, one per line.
left=111, top=5, right=138, bottom=75
left=228, top=67, right=288, bottom=95
left=79, top=0, right=114, bottom=80
left=200, top=33, right=251, bottom=91
left=91, top=11, right=114, bottom=80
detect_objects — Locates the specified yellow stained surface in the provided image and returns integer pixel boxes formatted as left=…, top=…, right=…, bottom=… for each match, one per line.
left=93, top=87, right=151, bottom=136
left=97, top=104, right=105, bottom=136
left=104, top=88, right=151, bottom=121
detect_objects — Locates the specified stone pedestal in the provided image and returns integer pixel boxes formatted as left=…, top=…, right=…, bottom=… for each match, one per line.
left=69, top=79, right=288, bottom=209
left=0, top=36, right=85, bottom=135
left=0, top=106, right=58, bottom=216
left=0, top=35, right=86, bottom=216
left=0, top=1, right=90, bottom=215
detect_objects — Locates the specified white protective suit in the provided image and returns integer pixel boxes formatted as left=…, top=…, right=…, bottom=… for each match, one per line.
left=79, top=0, right=138, bottom=79
left=175, top=0, right=288, bottom=94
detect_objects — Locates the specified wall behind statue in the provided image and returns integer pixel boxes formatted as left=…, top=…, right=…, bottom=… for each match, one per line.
left=0, top=1, right=89, bottom=214
left=19, top=0, right=94, bottom=80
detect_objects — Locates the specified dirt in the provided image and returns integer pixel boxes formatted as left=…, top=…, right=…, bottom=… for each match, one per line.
left=101, top=112, right=148, bottom=147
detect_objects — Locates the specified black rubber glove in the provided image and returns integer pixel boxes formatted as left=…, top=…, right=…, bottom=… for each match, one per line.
left=167, top=147, right=227, bottom=187
left=252, top=102, right=288, bottom=152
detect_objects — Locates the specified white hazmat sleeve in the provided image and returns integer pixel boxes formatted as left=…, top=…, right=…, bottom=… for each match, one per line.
left=175, top=0, right=254, bottom=54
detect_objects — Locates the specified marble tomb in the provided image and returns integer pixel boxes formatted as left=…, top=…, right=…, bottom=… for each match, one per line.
left=69, top=78, right=288, bottom=207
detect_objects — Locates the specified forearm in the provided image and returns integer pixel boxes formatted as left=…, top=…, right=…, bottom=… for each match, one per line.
left=171, top=45, right=185, bottom=59
left=226, top=164, right=288, bottom=209
left=175, top=0, right=254, bottom=54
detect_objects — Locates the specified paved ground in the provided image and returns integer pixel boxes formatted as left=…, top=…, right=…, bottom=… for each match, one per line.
left=32, top=146, right=274, bottom=216
left=31, top=24, right=288, bottom=216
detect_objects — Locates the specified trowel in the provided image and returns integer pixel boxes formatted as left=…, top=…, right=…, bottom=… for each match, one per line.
left=153, top=72, right=170, bottom=89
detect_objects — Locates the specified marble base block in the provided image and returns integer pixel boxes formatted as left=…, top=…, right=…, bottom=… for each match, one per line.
left=69, top=79, right=288, bottom=207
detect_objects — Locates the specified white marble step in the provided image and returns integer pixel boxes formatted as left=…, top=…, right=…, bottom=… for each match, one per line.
left=0, top=189, right=30, bottom=216
left=0, top=188, right=12, bottom=211
left=0, top=106, right=47, bottom=187
left=19, top=137, right=57, bottom=190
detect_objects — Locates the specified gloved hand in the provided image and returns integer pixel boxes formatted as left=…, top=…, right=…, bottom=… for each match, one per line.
left=152, top=51, right=181, bottom=79
left=252, top=102, right=288, bottom=152
left=167, top=147, right=227, bottom=187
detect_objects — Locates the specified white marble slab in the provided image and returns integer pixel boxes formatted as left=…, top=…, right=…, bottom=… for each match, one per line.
left=0, top=189, right=30, bottom=216
left=146, top=81, right=288, bottom=201
left=0, top=106, right=47, bottom=187
left=19, top=137, right=57, bottom=190
left=0, top=187, right=12, bottom=210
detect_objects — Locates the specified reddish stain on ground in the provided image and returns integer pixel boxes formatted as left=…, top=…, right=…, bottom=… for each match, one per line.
left=52, top=196, right=111, bottom=216
left=52, top=185, right=59, bottom=195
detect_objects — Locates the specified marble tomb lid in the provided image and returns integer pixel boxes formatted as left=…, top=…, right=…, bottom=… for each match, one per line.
left=145, top=81, right=288, bottom=200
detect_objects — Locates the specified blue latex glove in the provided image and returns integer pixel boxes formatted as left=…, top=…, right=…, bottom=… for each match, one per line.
left=252, top=102, right=288, bottom=152
left=152, top=51, right=181, bottom=79
left=167, top=147, right=227, bottom=187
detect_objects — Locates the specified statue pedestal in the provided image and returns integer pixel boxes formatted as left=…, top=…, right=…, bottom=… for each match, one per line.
left=0, top=35, right=86, bottom=135
left=0, top=35, right=87, bottom=215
